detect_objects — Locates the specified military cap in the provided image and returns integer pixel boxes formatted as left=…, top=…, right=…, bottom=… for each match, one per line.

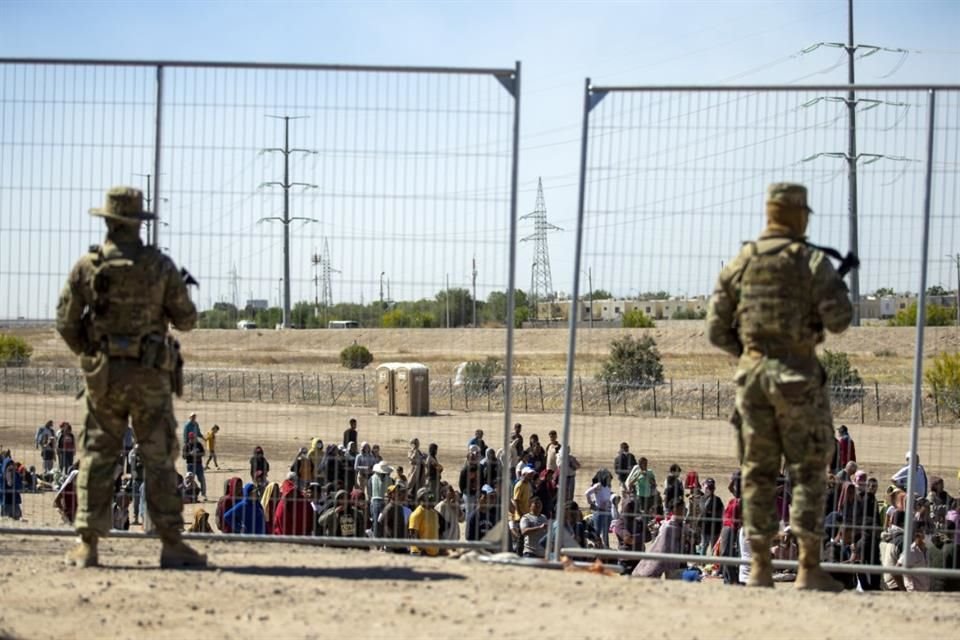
left=89, top=186, right=156, bottom=223
left=766, top=182, right=812, bottom=213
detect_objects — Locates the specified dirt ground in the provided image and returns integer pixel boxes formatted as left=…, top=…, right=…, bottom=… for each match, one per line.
left=1, top=535, right=959, bottom=640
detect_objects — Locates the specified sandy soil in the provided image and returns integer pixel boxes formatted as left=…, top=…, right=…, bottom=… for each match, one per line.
left=9, top=324, right=960, bottom=381
left=1, top=535, right=958, bottom=640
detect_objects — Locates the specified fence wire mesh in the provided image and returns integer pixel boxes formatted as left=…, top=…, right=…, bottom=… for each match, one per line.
left=0, top=59, right=520, bottom=553
left=553, top=84, right=960, bottom=586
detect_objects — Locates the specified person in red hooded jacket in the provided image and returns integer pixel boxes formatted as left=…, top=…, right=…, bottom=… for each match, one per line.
left=273, top=472, right=313, bottom=536
left=215, top=477, right=244, bottom=533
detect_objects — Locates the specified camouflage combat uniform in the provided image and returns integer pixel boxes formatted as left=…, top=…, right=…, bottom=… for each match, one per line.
left=56, top=186, right=204, bottom=568
left=706, top=183, right=852, bottom=589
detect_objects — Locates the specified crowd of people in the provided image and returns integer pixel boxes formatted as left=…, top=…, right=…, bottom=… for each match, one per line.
left=2, top=416, right=958, bottom=589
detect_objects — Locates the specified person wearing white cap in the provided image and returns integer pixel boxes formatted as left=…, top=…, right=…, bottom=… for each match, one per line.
left=892, top=451, right=928, bottom=498
left=370, top=461, right=393, bottom=536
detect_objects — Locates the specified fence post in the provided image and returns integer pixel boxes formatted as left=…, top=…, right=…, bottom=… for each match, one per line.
left=578, top=376, right=584, bottom=413
left=933, top=385, right=940, bottom=424
left=538, top=377, right=545, bottom=412
left=449, top=378, right=453, bottom=410
left=606, top=380, right=612, bottom=416
left=716, top=380, right=721, bottom=418
left=329, top=375, right=335, bottom=406
left=487, top=385, right=491, bottom=412
left=2, top=366, right=6, bottom=392
left=241, top=372, right=245, bottom=401
left=286, top=374, right=291, bottom=403
left=362, top=374, right=367, bottom=406
left=464, top=381, right=468, bottom=410
left=669, top=378, right=673, bottom=416
left=523, top=378, right=528, bottom=412
left=269, top=373, right=274, bottom=400
left=874, top=381, right=880, bottom=423
left=42, top=370, right=46, bottom=396
left=257, top=373, right=262, bottom=401
left=227, top=374, right=232, bottom=402
left=700, top=384, right=705, bottom=420
left=200, top=373, right=204, bottom=401
left=652, top=385, right=658, bottom=418
left=623, top=385, right=627, bottom=414
left=301, top=373, right=306, bottom=402
left=859, top=383, right=865, bottom=424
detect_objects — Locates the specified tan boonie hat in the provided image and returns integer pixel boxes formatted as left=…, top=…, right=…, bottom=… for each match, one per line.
left=766, top=182, right=812, bottom=213
left=89, top=186, right=156, bottom=223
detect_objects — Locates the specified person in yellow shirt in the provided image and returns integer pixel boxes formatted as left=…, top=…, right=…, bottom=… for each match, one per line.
left=408, top=487, right=440, bottom=556
left=204, top=425, right=220, bottom=470
left=510, top=466, right=537, bottom=554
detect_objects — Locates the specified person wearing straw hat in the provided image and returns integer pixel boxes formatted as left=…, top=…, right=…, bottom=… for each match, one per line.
left=707, top=183, right=853, bottom=591
left=56, top=186, right=205, bottom=569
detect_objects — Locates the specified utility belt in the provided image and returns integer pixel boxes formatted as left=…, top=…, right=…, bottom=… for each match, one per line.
left=743, top=345, right=815, bottom=360
left=84, top=333, right=184, bottom=398
left=101, top=334, right=178, bottom=371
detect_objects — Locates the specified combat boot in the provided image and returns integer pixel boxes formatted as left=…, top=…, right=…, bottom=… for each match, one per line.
left=160, top=534, right=207, bottom=569
left=64, top=532, right=99, bottom=568
left=795, top=536, right=844, bottom=592
left=747, top=536, right=774, bottom=587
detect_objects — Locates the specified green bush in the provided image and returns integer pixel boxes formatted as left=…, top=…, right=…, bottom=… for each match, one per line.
left=622, top=309, right=655, bottom=328
left=598, top=335, right=663, bottom=390
left=0, top=334, right=32, bottom=366
left=462, top=357, right=502, bottom=393
left=888, top=302, right=956, bottom=327
left=820, top=350, right=863, bottom=387
left=339, top=344, right=373, bottom=369
left=925, top=352, right=960, bottom=419
left=670, top=307, right=707, bottom=320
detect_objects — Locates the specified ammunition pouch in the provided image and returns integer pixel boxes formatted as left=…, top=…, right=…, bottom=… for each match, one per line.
left=80, top=352, right=109, bottom=400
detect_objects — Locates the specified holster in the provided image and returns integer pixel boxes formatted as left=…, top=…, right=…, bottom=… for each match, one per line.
left=80, top=352, right=109, bottom=400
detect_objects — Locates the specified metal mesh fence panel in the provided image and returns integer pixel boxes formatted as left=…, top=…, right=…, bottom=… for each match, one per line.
left=0, top=59, right=520, bottom=553
left=553, top=84, right=960, bottom=582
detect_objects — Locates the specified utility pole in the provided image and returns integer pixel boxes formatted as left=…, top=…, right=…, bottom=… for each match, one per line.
left=588, top=267, right=593, bottom=329
left=258, top=115, right=318, bottom=329
left=379, top=271, right=386, bottom=309
left=133, top=172, right=153, bottom=243
left=312, top=239, right=339, bottom=327
left=445, top=273, right=450, bottom=328
left=950, top=253, right=960, bottom=327
left=846, top=0, right=861, bottom=327
left=801, top=0, right=910, bottom=327
left=472, top=257, right=478, bottom=328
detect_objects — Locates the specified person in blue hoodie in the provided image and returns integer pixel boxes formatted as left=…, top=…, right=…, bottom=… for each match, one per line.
left=223, top=482, right=266, bottom=535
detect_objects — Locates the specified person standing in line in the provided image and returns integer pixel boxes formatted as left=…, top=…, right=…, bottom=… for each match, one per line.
left=613, top=442, right=637, bottom=491
left=707, top=182, right=853, bottom=590
left=343, top=417, right=358, bottom=449
left=182, top=412, right=202, bottom=449
left=56, top=186, right=206, bottom=568
left=183, top=432, right=206, bottom=500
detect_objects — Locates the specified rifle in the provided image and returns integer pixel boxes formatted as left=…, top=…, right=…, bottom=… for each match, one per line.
left=180, top=267, right=200, bottom=288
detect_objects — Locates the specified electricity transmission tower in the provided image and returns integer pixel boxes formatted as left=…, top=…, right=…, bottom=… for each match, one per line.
left=258, top=115, right=318, bottom=328
left=228, top=265, right=241, bottom=310
left=800, top=0, right=911, bottom=326
left=521, top=177, right=561, bottom=320
left=311, top=238, right=340, bottom=327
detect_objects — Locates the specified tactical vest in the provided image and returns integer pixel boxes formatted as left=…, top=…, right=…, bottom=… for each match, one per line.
left=88, top=243, right=168, bottom=357
left=734, top=239, right=816, bottom=356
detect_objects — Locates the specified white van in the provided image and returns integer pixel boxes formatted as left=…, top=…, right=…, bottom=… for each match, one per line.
left=327, top=320, right=359, bottom=329
left=236, top=320, right=257, bottom=330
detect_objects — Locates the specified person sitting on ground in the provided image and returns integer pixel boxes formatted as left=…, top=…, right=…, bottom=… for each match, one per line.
left=317, top=489, right=363, bottom=539
left=215, top=477, right=244, bottom=533
left=224, top=482, right=267, bottom=535
left=180, top=472, right=202, bottom=504
left=273, top=472, right=313, bottom=536
left=188, top=508, right=214, bottom=533
left=260, top=480, right=281, bottom=533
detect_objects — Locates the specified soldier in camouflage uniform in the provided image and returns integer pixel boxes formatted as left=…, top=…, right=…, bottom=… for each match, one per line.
left=56, top=186, right=206, bottom=569
left=706, top=183, right=852, bottom=591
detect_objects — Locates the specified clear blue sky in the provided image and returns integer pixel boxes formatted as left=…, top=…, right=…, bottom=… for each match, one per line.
left=2, top=1, right=958, bottom=316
